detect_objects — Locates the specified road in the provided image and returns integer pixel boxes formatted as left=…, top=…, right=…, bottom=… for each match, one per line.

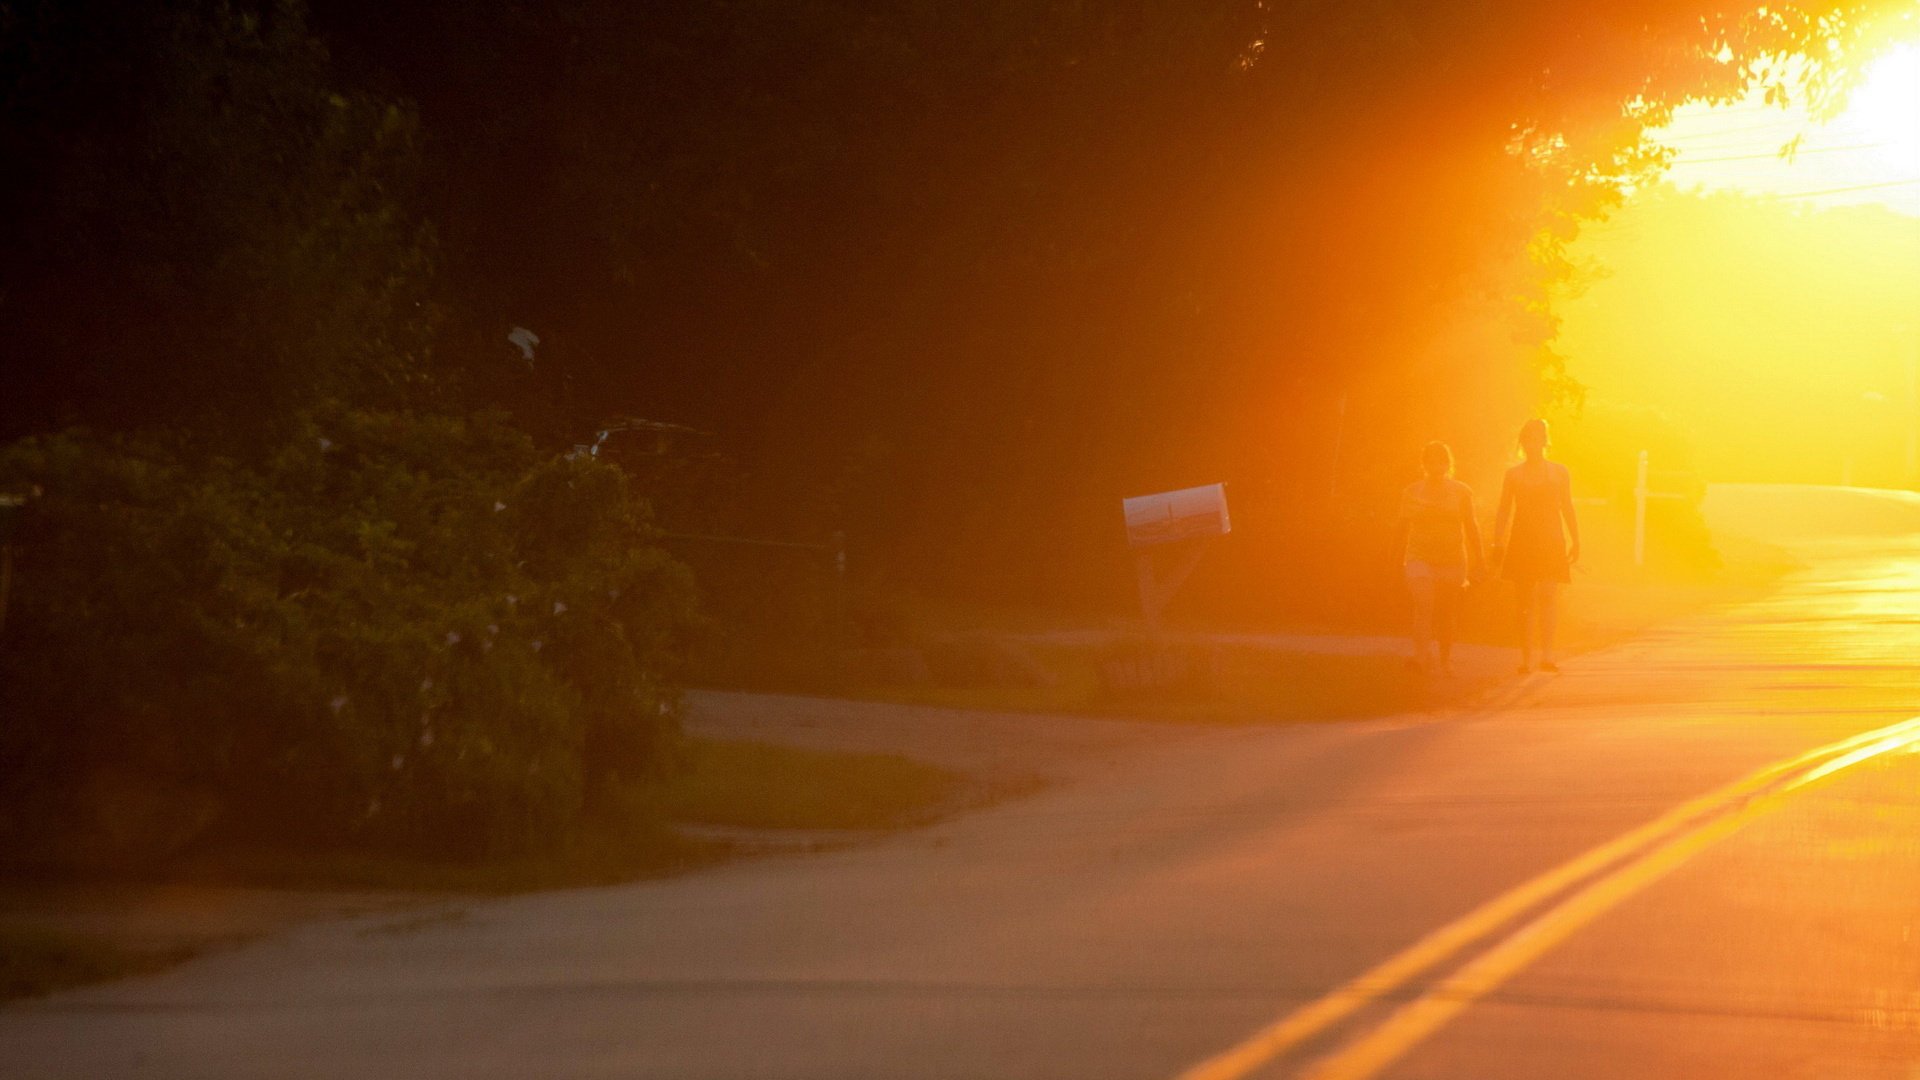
left=5, top=484, right=1920, bottom=1079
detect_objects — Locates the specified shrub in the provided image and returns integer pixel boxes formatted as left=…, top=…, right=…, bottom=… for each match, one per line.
left=0, top=408, right=699, bottom=865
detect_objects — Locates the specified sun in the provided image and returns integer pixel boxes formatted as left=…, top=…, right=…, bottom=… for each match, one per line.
left=1837, top=44, right=1920, bottom=178
left=1651, top=39, right=1920, bottom=213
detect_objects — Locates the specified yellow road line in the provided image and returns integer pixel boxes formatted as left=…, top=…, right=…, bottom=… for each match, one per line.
left=1300, top=727, right=1920, bottom=1079
left=1172, top=717, right=1920, bottom=1080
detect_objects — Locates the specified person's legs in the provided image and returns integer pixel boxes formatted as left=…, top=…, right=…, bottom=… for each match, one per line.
left=1536, top=581, right=1561, bottom=670
left=1434, top=581, right=1462, bottom=672
left=1514, top=580, right=1535, bottom=672
left=1406, top=563, right=1436, bottom=669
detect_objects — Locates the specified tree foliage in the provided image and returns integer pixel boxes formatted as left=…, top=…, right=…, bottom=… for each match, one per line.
left=0, top=413, right=698, bottom=863
left=1, top=0, right=436, bottom=437
left=304, top=0, right=1917, bottom=607
left=0, top=2, right=701, bottom=865
left=2, top=1, right=1917, bottom=868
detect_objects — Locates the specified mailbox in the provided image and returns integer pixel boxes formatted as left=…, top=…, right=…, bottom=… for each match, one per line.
left=1121, top=483, right=1230, bottom=628
left=1122, top=483, right=1231, bottom=548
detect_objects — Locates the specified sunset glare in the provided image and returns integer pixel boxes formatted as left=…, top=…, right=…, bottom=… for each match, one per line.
left=1846, top=44, right=1920, bottom=178
left=1563, top=37, right=1920, bottom=493
left=1657, top=43, right=1920, bottom=214
left=15, top=4, right=1920, bottom=1078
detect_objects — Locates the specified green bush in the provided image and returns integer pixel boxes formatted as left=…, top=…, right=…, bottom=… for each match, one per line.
left=0, top=408, right=699, bottom=865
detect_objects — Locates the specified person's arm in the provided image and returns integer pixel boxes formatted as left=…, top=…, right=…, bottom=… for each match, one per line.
left=1391, top=488, right=1411, bottom=570
left=1558, top=464, right=1581, bottom=566
left=1492, top=469, right=1514, bottom=566
left=1460, top=486, right=1485, bottom=581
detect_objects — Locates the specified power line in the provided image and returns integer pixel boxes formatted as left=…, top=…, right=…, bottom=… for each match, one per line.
left=1776, top=176, right=1920, bottom=199
left=1678, top=141, right=1885, bottom=164
left=1655, top=132, right=1813, bottom=154
left=1655, top=118, right=1809, bottom=144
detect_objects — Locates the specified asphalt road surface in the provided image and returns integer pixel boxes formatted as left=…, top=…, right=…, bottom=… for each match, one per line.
left=6, top=484, right=1920, bottom=1079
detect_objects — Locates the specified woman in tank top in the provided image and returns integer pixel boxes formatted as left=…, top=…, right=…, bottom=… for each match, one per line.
left=1395, top=441, right=1483, bottom=674
left=1493, top=418, right=1581, bottom=673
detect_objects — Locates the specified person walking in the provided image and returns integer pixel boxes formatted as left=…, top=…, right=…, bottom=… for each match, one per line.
left=1395, top=441, right=1483, bottom=674
left=1493, top=418, right=1580, bottom=673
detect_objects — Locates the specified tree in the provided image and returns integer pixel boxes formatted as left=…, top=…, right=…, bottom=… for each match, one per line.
left=0, top=0, right=435, bottom=440
left=0, top=2, right=703, bottom=867
left=302, top=0, right=1913, bottom=610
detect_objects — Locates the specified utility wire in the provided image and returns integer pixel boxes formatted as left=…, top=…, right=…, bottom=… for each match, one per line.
left=1655, top=118, right=1810, bottom=144
left=1776, top=176, right=1920, bottom=199
left=1678, top=141, right=1885, bottom=164
left=1655, top=132, right=1814, bottom=154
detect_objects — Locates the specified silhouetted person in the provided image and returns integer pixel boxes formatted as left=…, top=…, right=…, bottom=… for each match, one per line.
left=1395, top=441, right=1483, bottom=674
left=1494, top=418, right=1580, bottom=673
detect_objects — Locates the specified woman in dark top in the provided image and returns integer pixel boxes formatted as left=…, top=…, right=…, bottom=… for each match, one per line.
left=1494, top=418, right=1580, bottom=673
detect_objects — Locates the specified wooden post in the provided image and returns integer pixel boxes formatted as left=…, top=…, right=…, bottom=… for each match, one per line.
left=1907, top=341, right=1918, bottom=482
left=1136, top=539, right=1208, bottom=630
left=1135, top=550, right=1159, bottom=630
left=831, top=530, right=848, bottom=643
left=1328, top=391, right=1348, bottom=499
left=1633, top=450, right=1649, bottom=569
left=0, top=544, right=12, bottom=637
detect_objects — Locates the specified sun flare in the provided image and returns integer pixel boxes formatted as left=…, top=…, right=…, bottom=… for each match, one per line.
left=1650, top=38, right=1920, bottom=215
left=1839, top=44, right=1920, bottom=177
left=1569, top=40, right=1920, bottom=494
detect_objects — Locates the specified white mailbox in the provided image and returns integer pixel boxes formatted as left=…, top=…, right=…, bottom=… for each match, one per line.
left=1122, top=483, right=1231, bottom=548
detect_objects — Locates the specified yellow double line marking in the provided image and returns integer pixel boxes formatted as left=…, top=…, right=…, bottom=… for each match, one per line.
left=1174, top=716, right=1920, bottom=1080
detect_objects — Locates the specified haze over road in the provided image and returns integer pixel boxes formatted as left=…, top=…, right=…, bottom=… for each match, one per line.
left=6, top=484, right=1920, bottom=1079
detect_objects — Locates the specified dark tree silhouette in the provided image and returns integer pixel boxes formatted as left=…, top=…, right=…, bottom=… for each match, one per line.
left=5, top=0, right=1911, bottom=608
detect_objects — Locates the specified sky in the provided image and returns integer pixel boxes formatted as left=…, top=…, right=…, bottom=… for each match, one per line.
left=1551, top=41, right=1920, bottom=489
left=1651, top=43, right=1920, bottom=217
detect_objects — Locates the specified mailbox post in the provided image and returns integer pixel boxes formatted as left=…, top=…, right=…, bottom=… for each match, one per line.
left=1121, top=483, right=1231, bottom=629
